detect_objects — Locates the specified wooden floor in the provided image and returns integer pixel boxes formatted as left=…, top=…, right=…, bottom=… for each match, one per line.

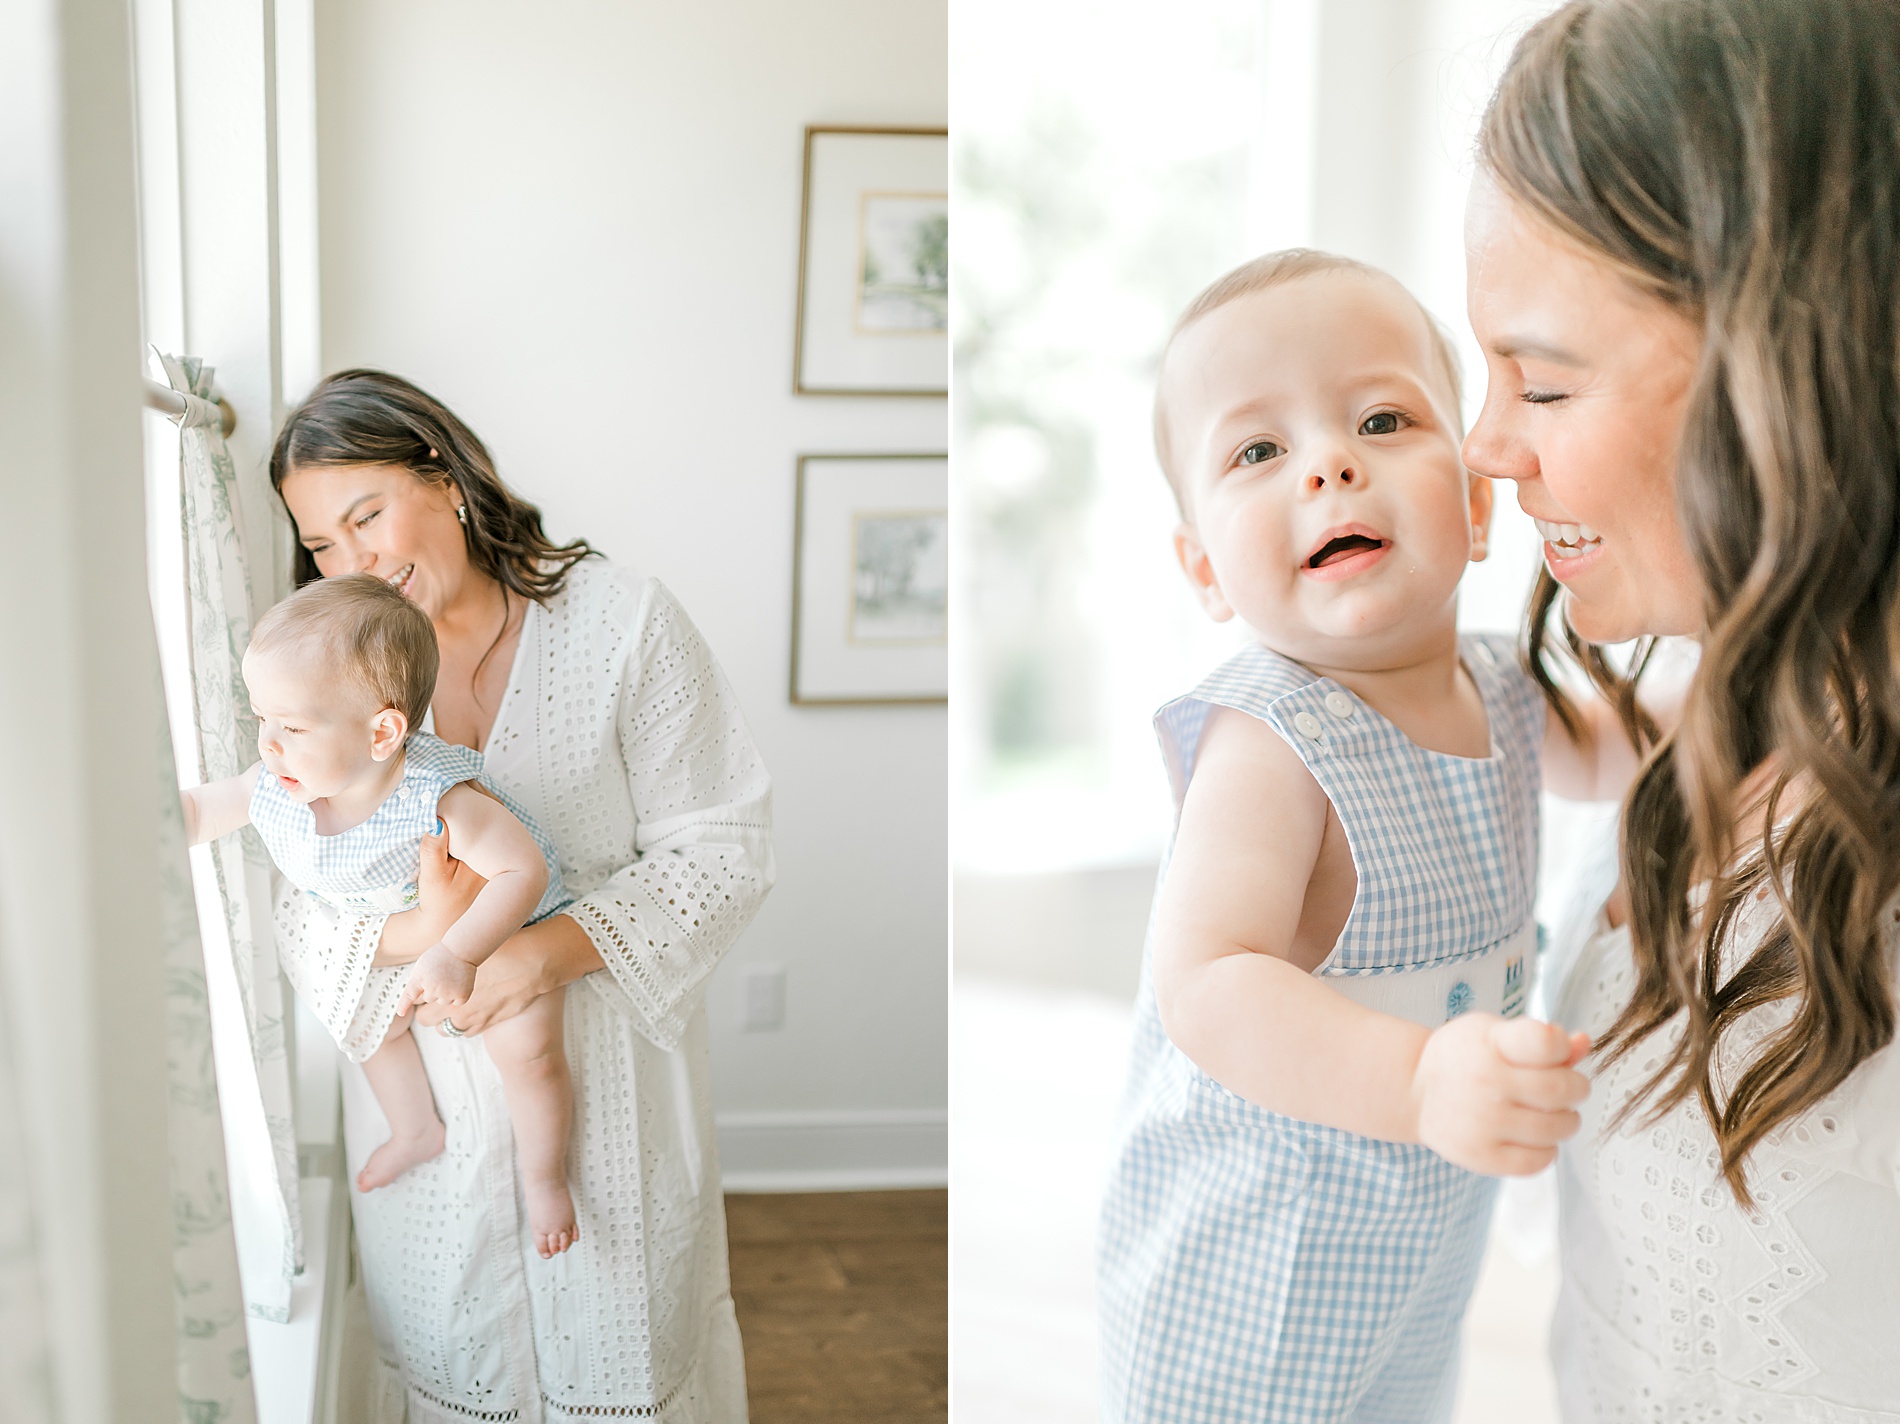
left=725, top=1189, right=947, bottom=1424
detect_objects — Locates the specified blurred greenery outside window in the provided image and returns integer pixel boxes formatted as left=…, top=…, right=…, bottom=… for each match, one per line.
left=953, top=0, right=1566, bottom=874
left=953, top=0, right=1263, bottom=871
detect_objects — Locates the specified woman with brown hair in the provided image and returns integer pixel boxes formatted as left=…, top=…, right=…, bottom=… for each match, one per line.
left=267, top=368, right=772, bottom=1422
left=1465, top=0, right=1900, bottom=1413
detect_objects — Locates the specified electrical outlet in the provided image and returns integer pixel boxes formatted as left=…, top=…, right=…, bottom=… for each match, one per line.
left=739, top=966, right=786, bottom=1032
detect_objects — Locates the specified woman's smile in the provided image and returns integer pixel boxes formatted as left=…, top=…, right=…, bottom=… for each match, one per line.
left=1531, top=514, right=1607, bottom=579
left=1531, top=516, right=1601, bottom=560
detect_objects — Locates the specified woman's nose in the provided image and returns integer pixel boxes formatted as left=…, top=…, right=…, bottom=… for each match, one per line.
left=1463, top=408, right=1532, bottom=483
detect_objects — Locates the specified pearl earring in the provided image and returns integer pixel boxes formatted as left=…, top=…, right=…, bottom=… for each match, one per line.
left=457, top=505, right=468, bottom=527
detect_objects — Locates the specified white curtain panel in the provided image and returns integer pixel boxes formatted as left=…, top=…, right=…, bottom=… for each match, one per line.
left=158, top=353, right=303, bottom=1324
left=157, top=697, right=259, bottom=1421
left=0, top=894, right=53, bottom=1424
left=0, top=697, right=258, bottom=1423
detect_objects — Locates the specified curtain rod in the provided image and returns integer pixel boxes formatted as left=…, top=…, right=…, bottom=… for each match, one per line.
left=143, top=377, right=237, bottom=439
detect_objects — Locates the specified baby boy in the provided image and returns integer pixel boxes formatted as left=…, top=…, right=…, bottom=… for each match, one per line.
left=182, top=574, right=581, bottom=1258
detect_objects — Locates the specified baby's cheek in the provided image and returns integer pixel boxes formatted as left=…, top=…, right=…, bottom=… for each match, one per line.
left=1231, top=550, right=1301, bottom=623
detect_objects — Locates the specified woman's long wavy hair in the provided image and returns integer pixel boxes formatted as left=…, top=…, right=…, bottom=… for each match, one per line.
left=268, top=369, right=595, bottom=598
left=1483, top=0, right=1900, bottom=1201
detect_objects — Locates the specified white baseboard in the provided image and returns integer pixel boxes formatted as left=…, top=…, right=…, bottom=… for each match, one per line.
left=716, top=1108, right=947, bottom=1192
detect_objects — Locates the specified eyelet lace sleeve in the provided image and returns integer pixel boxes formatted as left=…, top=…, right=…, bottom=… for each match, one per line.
left=271, top=877, right=400, bottom=1061
left=563, top=580, right=774, bottom=1053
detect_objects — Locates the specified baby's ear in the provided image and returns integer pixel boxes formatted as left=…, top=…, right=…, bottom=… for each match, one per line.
left=1466, top=470, right=1495, bottom=563
left=1173, top=523, right=1235, bottom=622
left=370, top=706, right=409, bottom=761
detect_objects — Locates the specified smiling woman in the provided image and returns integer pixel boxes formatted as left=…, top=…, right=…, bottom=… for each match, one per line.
left=1461, top=1, right=1900, bottom=1416
left=1461, top=176, right=1704, bottom=645
left=273, top=369, right=593, bottom=596
left=261, top=368, right=775, bottom=1422
left=271, top=370, right=595, bottom=753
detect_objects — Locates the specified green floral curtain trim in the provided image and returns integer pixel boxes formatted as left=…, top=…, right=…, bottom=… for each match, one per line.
left=159, top=352, right=302, bottom=1325
left=158, top=702, right=258, bottom=1422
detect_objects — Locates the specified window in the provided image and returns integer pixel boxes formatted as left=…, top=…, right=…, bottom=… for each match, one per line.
left=132, top=0, right=346, bottom=1411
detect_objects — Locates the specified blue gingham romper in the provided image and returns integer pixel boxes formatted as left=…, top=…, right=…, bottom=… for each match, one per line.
left=1098, top=633, right=1544, bottom=1424
left=250, top=730, right=572, bottom=924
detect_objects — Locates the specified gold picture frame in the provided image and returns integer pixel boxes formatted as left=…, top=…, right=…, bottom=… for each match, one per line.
left=792, top=126, right=949, bottom=396
left=790, top=454, right=948, bottom=704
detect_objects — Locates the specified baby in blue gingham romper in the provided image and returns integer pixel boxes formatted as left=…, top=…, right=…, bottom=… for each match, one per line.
left=1099, top=252, right=1616, bottom=1421
left=179, top=574, right=584, bottom=1259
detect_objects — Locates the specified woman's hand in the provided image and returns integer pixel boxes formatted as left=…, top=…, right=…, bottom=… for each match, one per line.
left=373, top=822, right=487, bottom=965
left=411, top=913, right=606, bottom=1035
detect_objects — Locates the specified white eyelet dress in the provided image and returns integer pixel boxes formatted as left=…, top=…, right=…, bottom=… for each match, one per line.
left=249, top=730, right=574, bottom=923
left=1550, top=886, right=1900, bottom=1421
left=1098, top=634, right=1545, bottom=1424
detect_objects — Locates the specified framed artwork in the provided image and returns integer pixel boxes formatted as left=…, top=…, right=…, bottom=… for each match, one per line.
left=791, top=454, right=948, bottom=704
left=793, top=126, right=948, bottom=396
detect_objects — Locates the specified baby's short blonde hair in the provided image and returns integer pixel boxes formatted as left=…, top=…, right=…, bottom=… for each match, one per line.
left=248, top=573, right=438, bottom=726
left=1153, top=249, right=1465, bottom=512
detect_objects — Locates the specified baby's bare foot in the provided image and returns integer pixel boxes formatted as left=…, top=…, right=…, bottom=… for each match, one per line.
left=527, top=1175, right=579, bottom=1258
left=355, top=1120, right=446, bottom=1191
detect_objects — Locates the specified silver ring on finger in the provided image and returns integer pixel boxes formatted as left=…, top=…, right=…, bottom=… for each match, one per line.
left=438, top=1017, right=467, bottom=1039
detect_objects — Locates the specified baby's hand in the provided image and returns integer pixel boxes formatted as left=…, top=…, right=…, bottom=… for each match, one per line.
left=1410, top=1014, right=1591, bottom=1176
left=397, top=943, right=479, bottom=1016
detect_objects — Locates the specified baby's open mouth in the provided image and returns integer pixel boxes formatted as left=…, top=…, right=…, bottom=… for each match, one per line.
left=1307, top=533, right=1388, bottom=570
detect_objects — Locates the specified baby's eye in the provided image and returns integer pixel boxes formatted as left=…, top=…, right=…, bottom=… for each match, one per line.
left=1359, top=411, right=1403, bottom=436
left=1239, top=440, right=1284, bottom=466
left=1520, top=388, right=1569, bottom=405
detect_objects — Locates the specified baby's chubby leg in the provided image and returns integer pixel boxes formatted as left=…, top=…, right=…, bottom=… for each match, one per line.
left=356, top=1018, right=447, bottom=1191
left=481, top=988, right=576, bottom=1258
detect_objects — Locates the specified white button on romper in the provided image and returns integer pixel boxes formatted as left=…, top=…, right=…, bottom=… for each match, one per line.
left=1099, top=633, right=1545, bottom=1423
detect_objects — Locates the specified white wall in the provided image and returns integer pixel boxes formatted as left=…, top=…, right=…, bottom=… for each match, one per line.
left=315, top=0, right=947, bottom=1183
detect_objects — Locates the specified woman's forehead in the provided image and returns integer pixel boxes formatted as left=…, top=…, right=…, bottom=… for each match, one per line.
left=1466, top=183, right=1574, bottom=302
left=282, top=462, right=417, bottom=517
left=1467, top=191, right=1667, bottom=353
